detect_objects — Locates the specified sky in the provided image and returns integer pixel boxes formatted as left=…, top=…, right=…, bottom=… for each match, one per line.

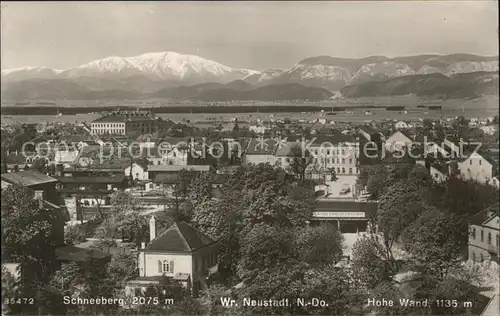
left=1, top=1, right=498, bottom=71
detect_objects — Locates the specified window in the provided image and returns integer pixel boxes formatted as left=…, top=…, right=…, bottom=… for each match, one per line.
left=337, top=167, right=341, bottom=174
left=158, top=260, right=174, bottom=273
left=342, top=158, right=345, bottom=164
left=349, top=168, right=353, bottom=174
left=342, top=167, right=345, bottom=174
left=496, top=234, right=499, bottom=246
left=349, top=158, right=352, bottom=164
left=488, top=232, right=492, bottom=244
left=472, top=228, right=476, bottom=239
left=480, top=253, right=484, bottom=262
left=479, top=160, right=482, bottom=166
left=480, top=230, right=484, bottom=242
left=470, top=160, right=473, bottom=165
left=472, top=252, right=476, bottom=262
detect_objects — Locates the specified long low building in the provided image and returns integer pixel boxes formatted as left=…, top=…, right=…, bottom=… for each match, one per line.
left=312, top=199, right=377, bottom=233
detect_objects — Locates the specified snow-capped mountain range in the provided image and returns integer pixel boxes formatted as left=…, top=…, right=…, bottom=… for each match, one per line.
left=1, top=52, right=258, bottom=84
left=1, top=52, right=498, bottom=94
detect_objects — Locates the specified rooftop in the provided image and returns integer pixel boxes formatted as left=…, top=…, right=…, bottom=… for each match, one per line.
left=245, top=138, right=279, bottom=155
left=1, top=170, right=58, bottom=187
left=147, top=165, right=211, bottom=173
left=146, top=221, right=216, bottom=252
left=469, top=203, right=499, bottom=226
left=57, top=174, right=126, bottom=184
left=93, top=111, right=159, bottom=123
left=314, top=200, right=377, bottom=214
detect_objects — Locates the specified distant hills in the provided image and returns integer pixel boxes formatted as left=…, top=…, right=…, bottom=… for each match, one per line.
left=340, top=71, right=499, bottom=99
left=0, top=79, right=332, bottom=101
left=1, top=52, right=498, bottom=101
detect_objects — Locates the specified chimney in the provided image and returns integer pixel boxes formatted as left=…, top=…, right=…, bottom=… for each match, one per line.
left=149, top=216, right=156, bottom=241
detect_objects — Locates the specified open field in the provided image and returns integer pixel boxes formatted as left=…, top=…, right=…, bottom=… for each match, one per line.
left=1, top=96, right=497, bottom=126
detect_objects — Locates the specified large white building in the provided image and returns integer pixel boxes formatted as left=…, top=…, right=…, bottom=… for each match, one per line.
left=91, top=111, right=162, bottom=136
left=307, top=136, right=360, bottom=176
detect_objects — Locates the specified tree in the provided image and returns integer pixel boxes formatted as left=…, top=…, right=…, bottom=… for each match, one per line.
left=351, top=235, right=397, bottom=289
left=301, top=266, right=364, bottom=315
left=402, top=210, right=463, bottom=280
left=191, top=199, right=228, bottom=241
left=46, top=260, right=117, bottom=315
left=31, top=158, right=47, bottom=173
left=106, top=253, right=138, bottom=288
left=187, top=172, right=214, bottom=208
left=288, top=143, right=311, bottom=181
left=295, top=223, right=343, bottom=267
left=1, top=185, right=63, bottom=307
left=2, top=267, right=22, bottom=314
left=94, top=191, right=148, bottom=245
left=330, top=167, right=338, bottom=182
left=238, top=223, right=297, bottom=282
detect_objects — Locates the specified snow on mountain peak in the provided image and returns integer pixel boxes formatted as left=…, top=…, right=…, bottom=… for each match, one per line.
left=65, top=51, right=257, bottom=81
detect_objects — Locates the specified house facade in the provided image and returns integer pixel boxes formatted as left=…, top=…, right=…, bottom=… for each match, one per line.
left=384, top=131, right=413, bottom=153
left=91, top=111, right=163, bottom=136
left=468, top=203, right=499, bottom=263
left=307, top=136, right=360, bottom=176
left=124, top=162, right=149, bottom=181
left=128, top=219, right=218, bottom=294
left=458, top=152, right=496, bottom=184
left=244, top=138, right=277, bottom=165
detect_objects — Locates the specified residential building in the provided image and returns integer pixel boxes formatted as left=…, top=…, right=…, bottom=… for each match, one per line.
left=384, top=131, right=413, bottom=153
left=127, top=219, right=218, bottom=294
left=244, top=138, right=278, bottom=165
left=91, top=110, right=163, bottom=136
left=480, top=125, right=498, bottom=136
left=468, top=203, right=499, bottom=263
left=394, top=121, right=413, bottom=130
left=1, top=170, right=59, bottom=204
left=457, top=150, right=498, bottom=185
left=430, top=162, right=450, bottom=183
left=124, top=161, right=149, bottom=181
left=249, top=124, right=270, bottom=135
left=307, top=136, right=360, bottom=177
left=274, top=141, right=301, bottom=171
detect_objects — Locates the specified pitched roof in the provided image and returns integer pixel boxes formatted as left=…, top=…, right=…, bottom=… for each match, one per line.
left=57, top=174, right=126, bottom=184
left=93, top=112, right=158, bottom=123
left=274, top=142, right=300, bottom=157
left=147, top=165, right=211, bottom=172
left=146, top=221, right=216, bottom=252
left=153, top=173, right=182, bottom=184
left=1, top=170, right=57, bottom=187
left=310, top=135, right=359, bottom=145
left=469, top=203, right=499, bottom=226
left=245, top=138, right=278, bottom=155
